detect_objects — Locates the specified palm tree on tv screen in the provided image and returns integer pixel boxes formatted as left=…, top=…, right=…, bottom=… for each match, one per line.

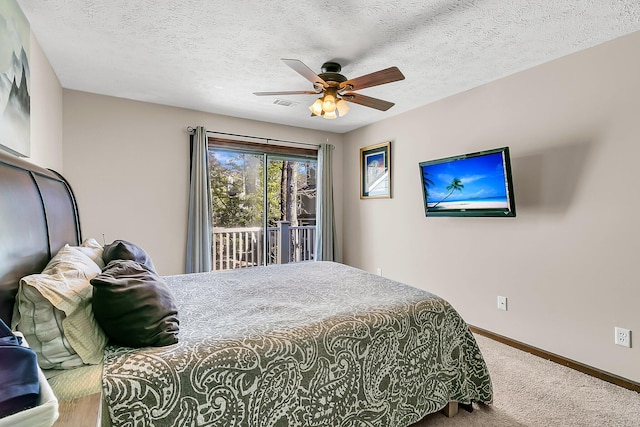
left=422, top=171, right=434, bottom=197
left=432, top=178, right=464, bottom=208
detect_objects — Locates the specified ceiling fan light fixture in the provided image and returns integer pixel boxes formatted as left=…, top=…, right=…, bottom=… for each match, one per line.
left=322, top=93, right=337, bottom=113
left=310, top=93, right=348, bottom=118
left=309, top=98, right=323, bottom=116
left=336, top=99, right=349, bottom=117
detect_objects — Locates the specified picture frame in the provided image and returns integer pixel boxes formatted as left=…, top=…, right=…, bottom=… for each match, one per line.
left=0, top=0, right=31, bottom=157
left=360, top=141, right=391, bottom=199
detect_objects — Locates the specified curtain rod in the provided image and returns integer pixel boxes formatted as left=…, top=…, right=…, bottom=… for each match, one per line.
left=186, top=127, right=320, bottom=148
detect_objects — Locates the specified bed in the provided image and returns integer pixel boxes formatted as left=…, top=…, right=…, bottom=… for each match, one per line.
left=0, top=149, right=492, bottom=426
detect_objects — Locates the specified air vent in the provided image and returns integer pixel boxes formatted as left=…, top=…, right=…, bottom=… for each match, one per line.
left=273, top=99, right=299, bottom=108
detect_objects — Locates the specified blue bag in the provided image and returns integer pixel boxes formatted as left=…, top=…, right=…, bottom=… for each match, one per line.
left=0, top=318, right=40, bottom=418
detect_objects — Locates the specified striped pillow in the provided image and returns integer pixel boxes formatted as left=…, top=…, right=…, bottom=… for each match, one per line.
left=12, top=245, right=107, bottom=369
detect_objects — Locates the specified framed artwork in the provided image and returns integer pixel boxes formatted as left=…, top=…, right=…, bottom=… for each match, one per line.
left=0, top=0, right=30, bottom=157
left=360, top=141, right=391, bottom=199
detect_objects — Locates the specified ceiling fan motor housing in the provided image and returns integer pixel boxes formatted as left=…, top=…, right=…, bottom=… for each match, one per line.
left=319, top=62, right=347, bottom=86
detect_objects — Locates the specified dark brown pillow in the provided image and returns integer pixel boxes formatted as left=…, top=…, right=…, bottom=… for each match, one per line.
left=90, top=260, right=178, bottom=347
left=102, top=240, right=156, bottom=272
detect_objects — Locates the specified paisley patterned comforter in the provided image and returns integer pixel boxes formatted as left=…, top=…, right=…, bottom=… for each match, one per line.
left=102, top=261, right=492, bottom=426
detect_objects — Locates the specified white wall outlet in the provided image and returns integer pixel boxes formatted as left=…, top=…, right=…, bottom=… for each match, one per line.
left=615, top=327, right=631, bottom=348
left=376, top=268, right=382, bottom=276
left=497, top=296, right=508, bottom=311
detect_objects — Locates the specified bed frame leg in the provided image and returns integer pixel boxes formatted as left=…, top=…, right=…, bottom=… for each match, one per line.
left=460, top=402, right=473, bottom=412
left=442, top=401, right=459, bottom=418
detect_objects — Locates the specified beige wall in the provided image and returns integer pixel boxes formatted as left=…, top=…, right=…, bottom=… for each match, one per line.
left=21, top=32, right=63, bottom=170
left=62, top=91, right=344, bottom=276
left=342, top=31, right=640, bottom=382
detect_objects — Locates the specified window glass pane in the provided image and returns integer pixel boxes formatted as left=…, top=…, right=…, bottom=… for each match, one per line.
left=209, top=148, right=264, bottom=270
left=265, top=158, right=317, bottom=265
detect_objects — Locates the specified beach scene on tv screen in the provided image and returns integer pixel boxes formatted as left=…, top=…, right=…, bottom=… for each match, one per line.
left=422, top=152, right=509, bottom=211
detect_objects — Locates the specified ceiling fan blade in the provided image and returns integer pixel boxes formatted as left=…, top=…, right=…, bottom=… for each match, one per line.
left=343, top=92, right=395, bottom=111
left=340, top=66, right=405, bottom=91
left=253, top=90, right=319, bottom=96
left=281, top=59, right=328, bottom=88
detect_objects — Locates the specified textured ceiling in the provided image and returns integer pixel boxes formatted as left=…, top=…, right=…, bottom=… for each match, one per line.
left=16, top=0, right=640, bottom=133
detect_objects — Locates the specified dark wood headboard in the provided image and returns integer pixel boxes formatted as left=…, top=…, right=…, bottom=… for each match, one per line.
left=0, top=150, right=81, bottom=325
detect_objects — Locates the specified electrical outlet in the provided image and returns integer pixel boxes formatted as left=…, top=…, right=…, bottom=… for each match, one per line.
left=615, top=327, right=631, bottom=348
left=497, top=296, right=508, bottom=311
left=376, top=268, right=382, bottom=276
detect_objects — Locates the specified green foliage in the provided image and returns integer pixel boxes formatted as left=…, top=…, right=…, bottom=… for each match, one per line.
left=209, top=149, right=316, bottom=229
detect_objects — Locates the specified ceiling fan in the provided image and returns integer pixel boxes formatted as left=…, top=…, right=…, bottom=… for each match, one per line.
left=253, top=59, right=405, bottom=119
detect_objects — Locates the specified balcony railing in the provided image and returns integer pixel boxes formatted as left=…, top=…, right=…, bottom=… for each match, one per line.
left=212, top=222, right=315, bottom=271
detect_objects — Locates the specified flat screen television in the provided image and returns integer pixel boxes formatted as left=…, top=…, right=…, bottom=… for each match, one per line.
left=419, top=147, right=516, bottom=217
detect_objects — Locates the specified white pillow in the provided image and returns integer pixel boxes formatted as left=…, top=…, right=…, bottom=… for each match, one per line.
left=74, top=238, right=105, bottom=269
left=12, top=245, right=108, bottom=369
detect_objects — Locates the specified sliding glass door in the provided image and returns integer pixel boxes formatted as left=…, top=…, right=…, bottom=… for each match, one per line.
left=208, top=145, right=316, bottom=270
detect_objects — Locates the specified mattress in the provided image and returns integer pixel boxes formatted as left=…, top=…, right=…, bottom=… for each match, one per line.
left=101, top=261, right=492, bottom=426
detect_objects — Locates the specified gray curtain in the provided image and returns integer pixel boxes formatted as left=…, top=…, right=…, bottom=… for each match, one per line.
left=186, top=126, right=213, bottom=273
left=315, top=143, right=338, bottom=261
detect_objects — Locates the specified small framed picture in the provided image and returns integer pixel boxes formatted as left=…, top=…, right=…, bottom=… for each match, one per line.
left=360, top=141, right=391, bottom=199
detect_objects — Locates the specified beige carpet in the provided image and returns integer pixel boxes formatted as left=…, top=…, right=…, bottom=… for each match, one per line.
left=412, top=334, right=640, bottom=427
